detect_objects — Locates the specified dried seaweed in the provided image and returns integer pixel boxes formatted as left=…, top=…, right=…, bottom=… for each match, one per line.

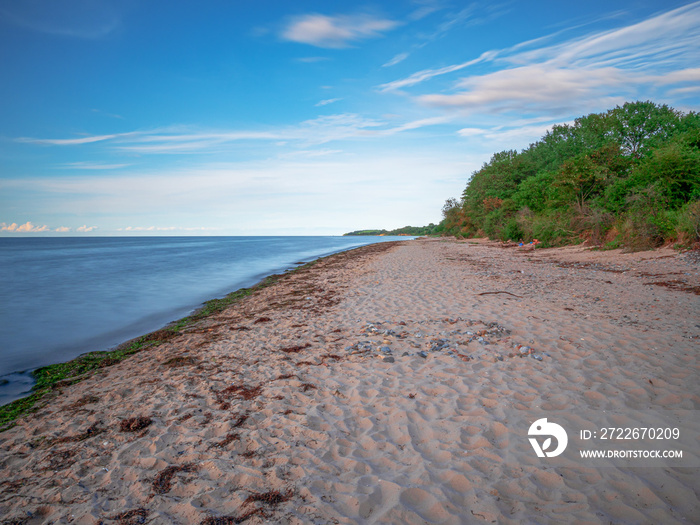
left=219, top=384, right=263, bottom=401
left=67, top=394, right=100, bottom=410
left=119, top=416, right=152, bottom=432
left=209, top=432, right=240, bottom=449
left=231, top=413, right=249, bottom=428
left=300, top=383, right=317, bottom=392
left=162, top=355, right=198, bottom=367
left=98, top=357, right=122, bottom=368
left=106, top=507, right=148, bottom=525
left=279, top=343, right=311, bottom=353
left=243, top=489, right=293, bottom=507
left=199, top=508, right=265, bottom=525
left=44, top=449, right=75, bottom=471
left=152, top=463, right=197, bottom=494
left=643, top=279, right=700, bottom=295
left=253, top=317, right=272, bottom=324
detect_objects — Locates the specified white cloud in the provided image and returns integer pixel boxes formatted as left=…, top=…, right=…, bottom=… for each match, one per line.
left=280, top=149, right=344, bottom=159
left=457, top=127, right=484, bottom=137
left=382, top=1, right=700, bottom=116
left=315, top=98, right=342, bottom=107
left=18, top=132, right=138, bottom=146
left=382, top=52, right=409, bottom=67
left=76, top=225, right=97, bottom=232
left=58, top=162, right=130, bottom=170
left=371, top=115, right=453, bottom=135
left=296, top=56, right=331, bottom=63
left=281, top=13, right=399, bottom=48
left=1, top=221, right=49, bottom=232
left=19, top=113, right=443, bottom=153
left=54, top=226, right=71, bottom=232
left=385, top=2, right=700, bottom=119
left=378, top=50, right=497, bottom=92
left=420, top=65, right=632, bottom=113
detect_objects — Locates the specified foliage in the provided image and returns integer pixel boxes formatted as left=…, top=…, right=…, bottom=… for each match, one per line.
left=344, top=224, right=441, bottom=236
left=439, top=101, right=700, bottom=250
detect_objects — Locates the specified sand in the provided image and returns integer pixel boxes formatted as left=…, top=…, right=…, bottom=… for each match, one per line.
left=0, top=238, right=698, bottom=524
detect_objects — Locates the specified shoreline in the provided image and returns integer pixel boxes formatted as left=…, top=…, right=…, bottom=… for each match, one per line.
left=0, top=240, right=408, bottom=426
left=0, top=238, right=698, bottom=524
left=0, top=235, right=411, bottom=407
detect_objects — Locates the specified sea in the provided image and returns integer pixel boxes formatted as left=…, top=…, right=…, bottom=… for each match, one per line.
left=0, top=236, right=408, bottom=405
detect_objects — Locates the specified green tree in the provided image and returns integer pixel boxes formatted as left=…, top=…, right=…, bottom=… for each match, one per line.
left=608, top=101, right=682, bottom=159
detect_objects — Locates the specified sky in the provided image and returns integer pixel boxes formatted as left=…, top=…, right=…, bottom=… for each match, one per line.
left=1, top=0, right=699, bottom=236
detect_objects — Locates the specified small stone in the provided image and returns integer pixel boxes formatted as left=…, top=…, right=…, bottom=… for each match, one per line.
left=382, top=356, right=395, bottom=363
left=520, top=346, right=531, bottom=354
left=402, top=352, right=409, bottom=356
left=531, top=353, right=543, bottom=361
left=418, top=351, right=428, bottom=358
left=380, top=346, right=392, bottom=354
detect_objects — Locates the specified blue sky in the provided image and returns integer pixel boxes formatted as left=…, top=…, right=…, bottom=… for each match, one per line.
left=1, top=0, right=699, bottom=235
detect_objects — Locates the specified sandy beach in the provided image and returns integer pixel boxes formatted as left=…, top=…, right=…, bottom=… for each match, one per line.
left=1, top=238, right=698, bottom=524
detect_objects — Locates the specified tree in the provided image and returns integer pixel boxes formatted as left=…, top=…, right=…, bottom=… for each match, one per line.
left=608, top=101, right=681, bottom=159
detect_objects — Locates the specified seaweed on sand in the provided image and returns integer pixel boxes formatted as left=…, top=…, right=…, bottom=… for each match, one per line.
left=119, top=416, right=152, bottom=432
left=105, top=508, right=149, bottom=525
left=152, top=463, right=197, bottom=495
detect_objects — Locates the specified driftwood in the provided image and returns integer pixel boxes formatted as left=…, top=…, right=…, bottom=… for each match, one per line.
left=477, top=291, right=523, bottom=298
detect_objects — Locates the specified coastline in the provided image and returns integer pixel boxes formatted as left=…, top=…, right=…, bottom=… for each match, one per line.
left=0, top=240, right=407, bottom=426
left=0, top=237, right=410, bottom=411
left=0, top=238, right=698, bottom=524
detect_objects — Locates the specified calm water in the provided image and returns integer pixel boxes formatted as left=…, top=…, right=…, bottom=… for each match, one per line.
left=0, top=236, right=406, bottom=404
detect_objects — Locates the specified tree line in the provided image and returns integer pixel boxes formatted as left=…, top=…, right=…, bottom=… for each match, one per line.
left=440, top=101, right=700, bottom=250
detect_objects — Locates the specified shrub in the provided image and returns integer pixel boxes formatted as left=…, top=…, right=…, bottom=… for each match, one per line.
left=675, top=200, right=700, bottom=245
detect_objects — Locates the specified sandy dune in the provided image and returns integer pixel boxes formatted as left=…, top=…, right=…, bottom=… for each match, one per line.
left=1, top=238, right=698, bottom=524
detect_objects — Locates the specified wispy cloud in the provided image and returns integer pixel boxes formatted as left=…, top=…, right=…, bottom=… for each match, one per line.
left=279, top=149, right=344, bottom=159
left=296, top=56, right=331, bottom=63
left=281, top=13, right=399, bottom=48
left=76, top=225, right=97, bottom=232
left=378, top=50, right=497, bottom=92
left=386, top=1, right=700, bottom=116
left=370, top=115, right=454, bottom=136
left=91, top=109, right=125, bottom=120
left=17, top=112, right=451, bottom=154
left=383, top=52, right=409, bottom=67
left=18, top=132, right=139, bottom=146
left=58, top=162, right=130, bottom=170
left=315, top=98, right=342, bottom=107
left=420, top=65, right=631, bottom=113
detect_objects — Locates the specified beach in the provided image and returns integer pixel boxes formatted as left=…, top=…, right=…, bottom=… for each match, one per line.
left=0, top=238, right=698, bottom=524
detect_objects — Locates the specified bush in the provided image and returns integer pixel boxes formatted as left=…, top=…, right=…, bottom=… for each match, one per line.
left=675, top=200, right=700, bottom=245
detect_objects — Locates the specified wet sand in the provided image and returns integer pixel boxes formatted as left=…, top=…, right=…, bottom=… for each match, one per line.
left=0, top=238, right=698, bottom=524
